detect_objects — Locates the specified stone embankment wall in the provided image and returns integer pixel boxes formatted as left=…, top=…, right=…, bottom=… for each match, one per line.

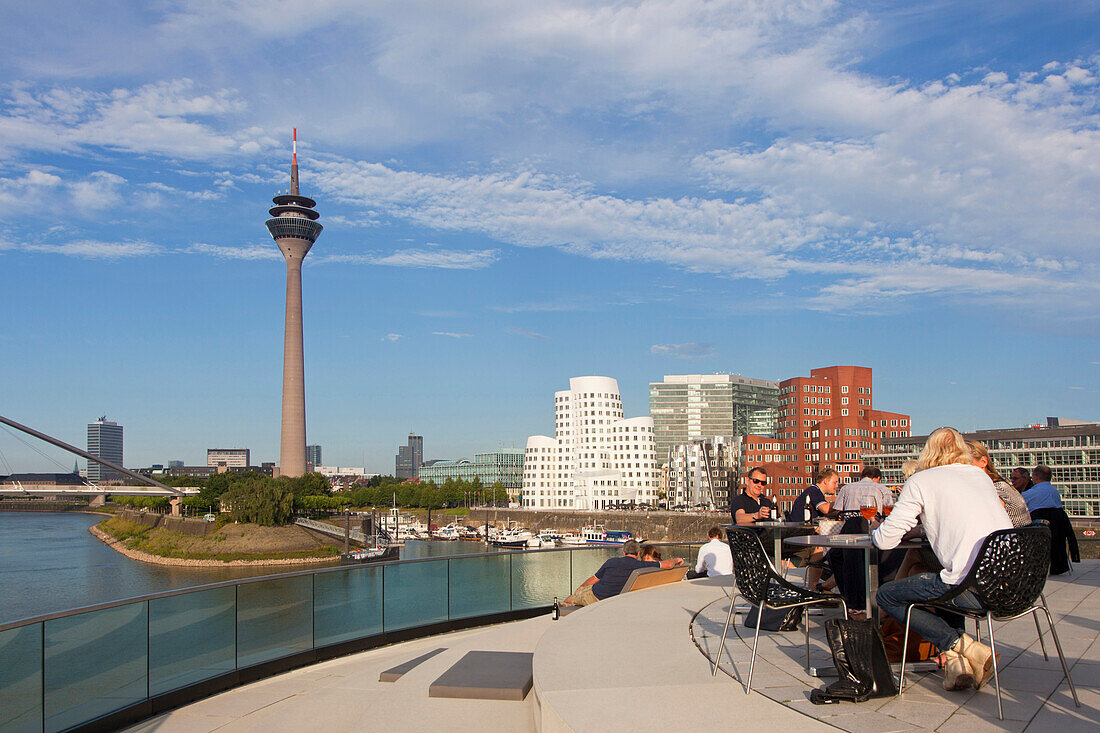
left=413, top=508, right=730, bottom=543
left=0, top=501, right=88, bottom=512
left=117, top=509, right=212, bottom=537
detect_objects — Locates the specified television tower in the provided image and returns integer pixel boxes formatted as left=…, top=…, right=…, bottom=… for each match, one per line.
left=266, top=129, right=323, bottom=477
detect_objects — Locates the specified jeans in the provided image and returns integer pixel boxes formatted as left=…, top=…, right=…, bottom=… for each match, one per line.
left=876, top=572, right=985, bottom=652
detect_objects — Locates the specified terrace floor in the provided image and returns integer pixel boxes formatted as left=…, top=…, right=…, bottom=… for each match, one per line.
left=126, top=562, right=1100, bottom=733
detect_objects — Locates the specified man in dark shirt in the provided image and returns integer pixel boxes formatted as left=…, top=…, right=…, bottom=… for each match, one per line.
left=732, top=467, right=775, bottom=525
left=565, top=539, right=684, bottom=606
left=791, top=468, right=838, bottom=522
left=791, top=468, right=839, bottom=589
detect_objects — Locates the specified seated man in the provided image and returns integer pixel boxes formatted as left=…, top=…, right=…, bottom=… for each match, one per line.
left=1021, top=464, right=1062, bottom=511
left=565, top=539, right=684, bottom=606
left=832, top=466, right=894, bottom=514
left=686, top=526, right=733, bottom=579
left=731, top=466, right=774, bottom=525
left=791, top=469, right=839, bottom=589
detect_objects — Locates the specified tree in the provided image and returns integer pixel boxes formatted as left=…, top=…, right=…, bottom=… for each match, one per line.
left=489, top=481, right=509, bottom=505
left=221, top=478, right=294, bottom=526
left=280, top=472, right=332, bottom=497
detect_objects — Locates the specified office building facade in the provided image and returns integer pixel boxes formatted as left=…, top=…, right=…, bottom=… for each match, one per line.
left=87, top=417, right=123, bottom=484
left=523, top=376, right=660, bottom=510
left=863, top=421, right=1100, bottom=518
left=395, top=434, right=424, bottom=479
left=306, top=445, right=322, bottom=469
left=665, top=436, right=741, bottom=510
left=772, top=365, right=911, bottom=479
left=207, top=448, right=251, bottom=469
left=419, top=450, right=525, bottom=497
left=649, top=374, right=779, bottom=466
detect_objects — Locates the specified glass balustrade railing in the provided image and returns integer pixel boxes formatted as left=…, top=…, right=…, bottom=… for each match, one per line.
left=0, top=543, right=698, bottom=733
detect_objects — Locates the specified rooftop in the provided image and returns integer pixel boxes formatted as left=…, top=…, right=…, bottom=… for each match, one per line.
left=124, top=563, right=1100, bottom=733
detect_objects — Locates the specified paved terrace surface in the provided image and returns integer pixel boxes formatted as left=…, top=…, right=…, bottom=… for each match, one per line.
left=127, top=562, right=1100, bottom=733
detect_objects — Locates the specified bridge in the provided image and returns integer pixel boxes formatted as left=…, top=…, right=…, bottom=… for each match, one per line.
left=295, top=516, right=395, bottom=545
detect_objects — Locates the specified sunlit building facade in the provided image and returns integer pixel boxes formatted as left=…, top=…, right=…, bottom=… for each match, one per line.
left=523, top=376, right=660, bottom=510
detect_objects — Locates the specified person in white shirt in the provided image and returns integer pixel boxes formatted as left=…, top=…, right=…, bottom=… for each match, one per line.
left=687, top=526, right=733, bottom=579
left=872, top=427, right=1011, bottom=692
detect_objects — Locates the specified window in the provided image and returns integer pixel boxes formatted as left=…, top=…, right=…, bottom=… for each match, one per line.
left=841, top=386, right=849, bottom=394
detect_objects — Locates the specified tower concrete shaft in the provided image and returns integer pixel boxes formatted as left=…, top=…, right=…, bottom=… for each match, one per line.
left=266, top=130, right=323, bottom=477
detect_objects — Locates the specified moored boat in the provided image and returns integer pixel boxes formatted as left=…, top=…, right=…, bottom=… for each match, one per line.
left=580, top=524, right=639, bottom=545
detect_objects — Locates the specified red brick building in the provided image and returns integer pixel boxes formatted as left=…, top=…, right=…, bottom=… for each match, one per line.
left=741, top=366, right=911, bottom=512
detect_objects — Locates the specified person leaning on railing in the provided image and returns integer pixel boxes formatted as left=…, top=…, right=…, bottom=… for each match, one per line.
left=871, top=427, right=1012, bottom=692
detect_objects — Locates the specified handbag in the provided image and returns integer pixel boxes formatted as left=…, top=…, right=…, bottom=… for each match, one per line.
left=744, top=604, right=804, bottom=632
left=810, top=617, right=898, bottom=704
left=880, top=617, right=935, bottom=663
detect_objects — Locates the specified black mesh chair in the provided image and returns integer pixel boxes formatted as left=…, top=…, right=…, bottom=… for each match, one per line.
left=897, top=524, right=1080, bottom=720
left=711, top=525, right=848, bottom=692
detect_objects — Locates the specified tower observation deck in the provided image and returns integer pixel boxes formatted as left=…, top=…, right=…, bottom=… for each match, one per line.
left=267, top=129, right=322, bottom=477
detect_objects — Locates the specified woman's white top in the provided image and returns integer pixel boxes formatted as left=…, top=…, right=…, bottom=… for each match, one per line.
left=872, top=463, right=1012, bottom=585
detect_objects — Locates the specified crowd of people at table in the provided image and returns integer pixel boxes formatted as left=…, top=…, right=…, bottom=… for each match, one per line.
left=728, top=427, right=1074, bottom=691
left=562, top=424, right=1075, bottom=694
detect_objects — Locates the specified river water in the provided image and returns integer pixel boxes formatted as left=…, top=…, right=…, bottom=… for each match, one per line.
left=0, top=513, right=646, bottom=624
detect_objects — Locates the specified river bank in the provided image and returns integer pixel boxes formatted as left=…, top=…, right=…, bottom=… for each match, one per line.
left=90, top=514, right=342, bottom=567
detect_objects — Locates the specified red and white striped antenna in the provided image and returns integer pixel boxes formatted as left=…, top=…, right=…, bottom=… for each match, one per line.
left=290, top=128, right=300, bottom=196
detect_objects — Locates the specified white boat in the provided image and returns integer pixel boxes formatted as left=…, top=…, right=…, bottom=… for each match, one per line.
left=491, top=527, right=534, bottom=548
left=580, top=525, right=638, bottom=545
left=341, top=546, right=387, bottom=562
left=526, top=532, right=559, bottom=548
left=558, top=531, right=587, bottom=545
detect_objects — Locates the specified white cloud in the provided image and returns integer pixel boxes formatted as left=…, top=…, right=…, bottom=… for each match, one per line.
left=186, top=243, right=282, bottom=260
left=432, top=331, right=473, bottom=339
left=381, top=333, right=403, bottom=341
left=21, top=239, right=163, bottom=259
left=505, top=327, right=548, bottom=340
left=650, top=342, right=715, bottom=359
left=0, top=79, right=256, bottom=160
left=316, top=248, right=498, bottom=269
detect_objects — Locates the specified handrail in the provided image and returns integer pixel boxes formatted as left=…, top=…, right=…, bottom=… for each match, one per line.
left=0, top=541, right=703, bottom=733
left=0, top=541, right=703, bottom=633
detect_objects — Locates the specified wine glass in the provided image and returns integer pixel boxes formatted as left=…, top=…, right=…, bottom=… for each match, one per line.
left=860, top=500, right=877, bottom=531
left=882, top=505, right=893, bottom=518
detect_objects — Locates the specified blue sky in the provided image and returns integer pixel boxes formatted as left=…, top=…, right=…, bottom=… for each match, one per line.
left=1, top=1, right=1098, bottom=474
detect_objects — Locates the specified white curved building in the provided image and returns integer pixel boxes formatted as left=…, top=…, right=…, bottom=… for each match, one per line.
left=522, top=376, right=660, bottom=510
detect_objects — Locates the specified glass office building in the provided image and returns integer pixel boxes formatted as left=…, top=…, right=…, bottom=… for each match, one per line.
left=419, top=450, right=525, bottom=495
left=649, top=374, right=779, bottom=466
left=87, top=417, right=123, bottom=483
left=863, top=421, right=1100, bottom=518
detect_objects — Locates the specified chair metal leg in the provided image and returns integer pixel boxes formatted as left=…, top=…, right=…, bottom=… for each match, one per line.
left=805, top=606, right=811, bottom=671
left=712, top=593, right=739, bottom=676
left=1041, top=596, right=1081, bottom=708
left=986, top=614, right=1002, bottom=721
left=974, top=618, right=981, bottom=645
left=1032, top=609, right=1049, bottom=661
left=899, top=604, right=915, bottom=694
left=747, top=605, right=763, bottom=694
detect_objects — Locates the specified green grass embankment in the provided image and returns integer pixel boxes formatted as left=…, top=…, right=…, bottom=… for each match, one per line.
left=96, top=516, right=340, bottom=563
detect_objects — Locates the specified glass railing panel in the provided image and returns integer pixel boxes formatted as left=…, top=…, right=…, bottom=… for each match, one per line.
left=383, top=559, right=447, bottom=631
left=43, top=602, right=147, bottom=733
left=510, top=549, right=571, bottom=608
left=314, top=566, right=383, bottom=647
left=149, top=586, right=236, bottom=696
left=0, top=623, right=42, bottom=733
left=569, top=546, right=619, bottom=588
left=236, top=576, right=313, bottom=668
left=448, top=554, right=511, bottom=620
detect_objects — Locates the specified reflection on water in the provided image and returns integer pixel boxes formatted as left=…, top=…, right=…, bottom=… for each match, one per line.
left=0, top=514, right=693, bottom=624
